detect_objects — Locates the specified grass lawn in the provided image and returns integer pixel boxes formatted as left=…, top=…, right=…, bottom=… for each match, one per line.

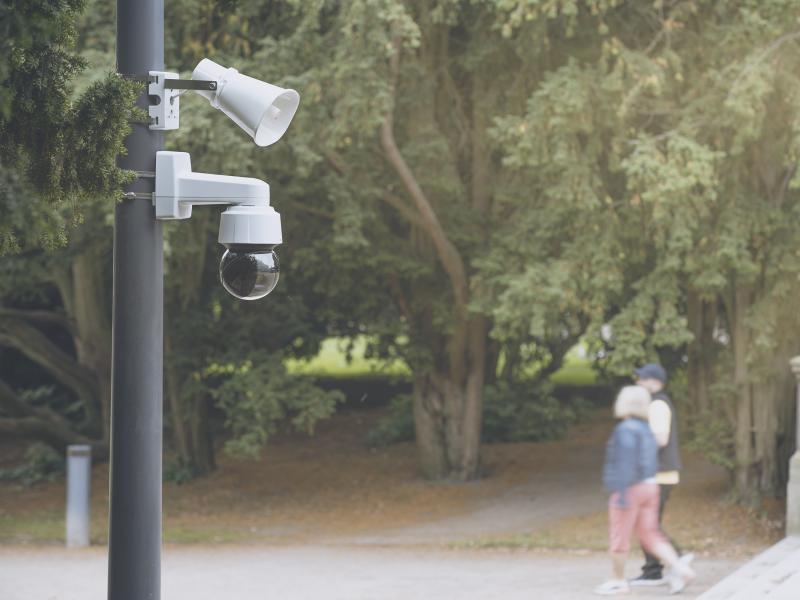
left=286, top=337, right=598, bottom=386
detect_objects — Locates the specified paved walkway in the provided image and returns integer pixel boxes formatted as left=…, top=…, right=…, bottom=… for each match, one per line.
left=0, top=545, right=741, bottom=600
left=697, top=536, right=800, bottom=600
left=335, top=439, right=607, bottom=545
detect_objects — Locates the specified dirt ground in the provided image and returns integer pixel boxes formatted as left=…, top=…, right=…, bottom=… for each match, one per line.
left=0, top=406, right=784, bottom=556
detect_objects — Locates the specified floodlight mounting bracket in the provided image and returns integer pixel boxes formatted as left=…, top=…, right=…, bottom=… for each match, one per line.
left=148, top=71, right=180, bottom=130
left=147, top=71, right=217, bottom=130
left=163, top=78, right=217, bottom=91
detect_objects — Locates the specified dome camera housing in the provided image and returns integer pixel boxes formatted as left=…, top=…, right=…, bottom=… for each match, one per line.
left=217, top=204, right=283, bottom=300
left=219, top=245, right=279, bottom=300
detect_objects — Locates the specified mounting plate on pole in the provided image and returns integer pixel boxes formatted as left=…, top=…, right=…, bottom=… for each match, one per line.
left=148, top=70, right=179, bottom=130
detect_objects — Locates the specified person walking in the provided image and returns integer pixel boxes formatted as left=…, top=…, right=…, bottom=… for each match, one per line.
left=629, top=363, right=692, bottom=587
left=594, top=385, right=694, bottom=596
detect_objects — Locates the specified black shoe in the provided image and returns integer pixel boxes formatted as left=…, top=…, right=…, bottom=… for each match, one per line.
left=629, top=574, right=667, bottom=587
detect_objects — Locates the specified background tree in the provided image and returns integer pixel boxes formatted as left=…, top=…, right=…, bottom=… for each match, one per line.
left=489, top=0, right=800, bottom=501
left=0, top=0, right=341, bottom=469
left=0, top=0, right=138, bottom=454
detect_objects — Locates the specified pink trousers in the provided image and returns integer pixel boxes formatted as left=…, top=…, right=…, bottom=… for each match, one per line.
left=608, top=482, right=667, bottom=554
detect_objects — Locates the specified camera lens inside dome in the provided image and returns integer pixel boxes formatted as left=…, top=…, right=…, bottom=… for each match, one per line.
left=219, top=249, right=279, bottom=300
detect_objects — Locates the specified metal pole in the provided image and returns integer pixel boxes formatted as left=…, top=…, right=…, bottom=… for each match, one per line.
left=792, top=357, right=800, bottom=451
left=109, top=1, right=164, bottom=598
left=66, top=444, right=92, bottom=548
left=787, top=356, right=800, bottom=535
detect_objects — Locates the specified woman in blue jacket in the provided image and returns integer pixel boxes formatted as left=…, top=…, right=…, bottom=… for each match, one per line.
left=594, top=386, right=695, bottom=596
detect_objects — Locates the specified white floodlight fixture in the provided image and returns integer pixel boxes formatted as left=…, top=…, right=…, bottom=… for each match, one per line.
left=148, top=60, right=300, bottom=147
left=191, top=59, right=300, bottom=147
left=155, top=151, right=282, bottom=300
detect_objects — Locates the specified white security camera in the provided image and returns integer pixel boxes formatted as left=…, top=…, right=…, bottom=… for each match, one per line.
left=155, top=151, right=282, bottom=300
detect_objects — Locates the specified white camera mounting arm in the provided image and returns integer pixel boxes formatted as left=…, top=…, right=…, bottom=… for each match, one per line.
left=154, top=151, right=282, bottom=247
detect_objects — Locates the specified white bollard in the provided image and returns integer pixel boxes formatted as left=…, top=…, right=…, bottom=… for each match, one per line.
left=66, top=444, right=91, bottom=547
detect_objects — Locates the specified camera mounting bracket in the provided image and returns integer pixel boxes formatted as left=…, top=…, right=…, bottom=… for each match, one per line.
left=154, top=151, right=271, bottom=219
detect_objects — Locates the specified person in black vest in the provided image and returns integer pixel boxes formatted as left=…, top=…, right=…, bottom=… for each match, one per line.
left=630, top=363, right=694, bottom=587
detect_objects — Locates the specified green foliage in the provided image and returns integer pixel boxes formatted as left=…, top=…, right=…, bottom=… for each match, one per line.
left=0, top=443, right=65, bottom=486
left=486, top=0, right=800, bottom=494
left=365, top=394, right=415, bottom=447
left=482, top=381, right=590, bottom=443
left=685, top=410, right=737, bottom=472
left=208, top=354, right=344, bottom=459
left=367, top=382, right=590, bottom=447
left=0, top=0, right=140, bottom=253
left=163, top=458, right=197, bottom=485
left=0, top=0, right=85, bottom=118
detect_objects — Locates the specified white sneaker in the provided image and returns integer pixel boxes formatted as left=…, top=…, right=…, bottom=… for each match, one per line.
left=668, top=555, right=696, bottom=595
left=629, top=574, right=667, bottom=587
left=593, top=579, right=631, bottom=596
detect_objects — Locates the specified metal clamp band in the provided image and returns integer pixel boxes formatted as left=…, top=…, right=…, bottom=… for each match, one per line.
left=163, top=78, right=217, bottom=91
left=122, top=192, right=154, bottom=200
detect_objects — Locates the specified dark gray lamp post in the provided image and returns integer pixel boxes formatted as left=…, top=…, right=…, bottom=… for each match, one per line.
left=109, top=3, right=298, bottom=597
left=109, top=0, right=164, bottom=598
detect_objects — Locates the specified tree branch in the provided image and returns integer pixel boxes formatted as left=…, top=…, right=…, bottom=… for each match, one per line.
left=382, top=191, right=425, bottom=227
left=387, top=273, right=414, bottom=324
left=325, top=150, right=425, bottom=228
left=0, top=379, right=105, bottom=457
left=380, top=35, right=470, bottom=315
left=0, top=306, right=76, bottom=335
left=0, top=318, right=98, bottom=404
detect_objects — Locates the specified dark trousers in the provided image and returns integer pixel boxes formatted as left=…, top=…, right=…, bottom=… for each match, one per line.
left=641, top=484, right=682, bottom=578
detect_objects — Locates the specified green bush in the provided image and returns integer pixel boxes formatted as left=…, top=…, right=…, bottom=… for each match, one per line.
left=163, top=458, right=197, bottom=485
left=685, top=409, right=736, bottom=472
left=365, top=394, right=415, bottom=447
left=366, top=381, right=590, bottom=446
left=482, top=381, right=590, bottom=443
left=0, top=443, right=65, bottom=486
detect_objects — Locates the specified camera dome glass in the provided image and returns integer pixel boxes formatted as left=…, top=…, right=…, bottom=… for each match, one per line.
left=219, top=249, right=279, bottom=300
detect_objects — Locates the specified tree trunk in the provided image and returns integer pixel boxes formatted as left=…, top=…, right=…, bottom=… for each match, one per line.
left=165, top=335, right=192, bottom=468
left=749, top=344, right=797, bottom=497
left=687, top=291, right=712, bottom=416
left=412, top=375, right=448, bottom=479
left=68, top=247, right=112, bottom=441
left=412, top=316, right=488, bottom=481
left=189, top=394, right=216, bottom=475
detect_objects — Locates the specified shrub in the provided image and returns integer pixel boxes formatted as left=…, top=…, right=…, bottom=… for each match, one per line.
left=366, top=381, right=590, bottom=446
left=685, top=410, right=736, bottom=472
left=482, top=381, right=590, bottom=443
left=365, top=394, right=415, bottom=447
left=0, top=443, right=65, bottom=486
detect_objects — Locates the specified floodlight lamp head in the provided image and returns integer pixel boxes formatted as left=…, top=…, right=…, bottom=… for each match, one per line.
left=191, top=58, right=300, bottom=147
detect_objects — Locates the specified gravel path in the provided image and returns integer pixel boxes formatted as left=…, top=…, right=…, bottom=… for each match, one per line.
left=336, top=439, right=607, bottom=545
left=0, top=545, right=741, bottom=600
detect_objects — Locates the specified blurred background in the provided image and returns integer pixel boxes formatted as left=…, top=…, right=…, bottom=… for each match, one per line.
left=1, top=0, right=797, bottom=569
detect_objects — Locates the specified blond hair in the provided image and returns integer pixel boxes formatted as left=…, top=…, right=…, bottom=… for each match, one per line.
left=614, top=385, right=652, bottom=420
